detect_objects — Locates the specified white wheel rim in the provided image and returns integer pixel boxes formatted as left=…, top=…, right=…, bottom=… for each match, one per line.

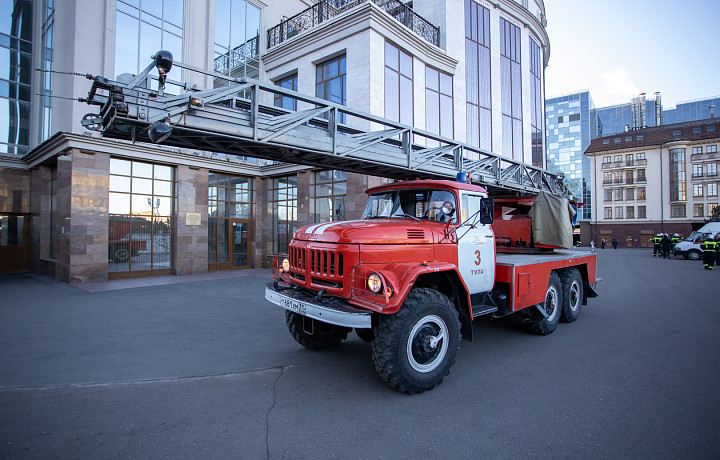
left=406, top=314, right=449, bottom=373
left=569, top=280, right=581, bottom=312
left=545, top=286, right=559, bottom=321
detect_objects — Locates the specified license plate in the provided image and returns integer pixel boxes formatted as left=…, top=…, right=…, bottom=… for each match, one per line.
left=280, top=297, right=306, bottom=315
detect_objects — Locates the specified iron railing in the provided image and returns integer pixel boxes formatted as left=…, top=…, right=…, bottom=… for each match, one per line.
left=214, top=35, right=260, bottom=75
left=267, top=0, right=440, bottom=49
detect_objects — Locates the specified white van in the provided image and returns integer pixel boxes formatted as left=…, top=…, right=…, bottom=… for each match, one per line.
left=673, top=221, right=720, bottom=259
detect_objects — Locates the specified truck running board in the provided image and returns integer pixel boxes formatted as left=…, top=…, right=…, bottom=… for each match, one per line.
left=471, top=305, right=498, bottom=318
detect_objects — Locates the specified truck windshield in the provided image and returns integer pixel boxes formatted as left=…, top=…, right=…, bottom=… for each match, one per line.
left=362, top=189, right=457, bottom=223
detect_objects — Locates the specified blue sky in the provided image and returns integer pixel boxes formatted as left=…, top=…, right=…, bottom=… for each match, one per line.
left=544, top=0, right=720, bottom=108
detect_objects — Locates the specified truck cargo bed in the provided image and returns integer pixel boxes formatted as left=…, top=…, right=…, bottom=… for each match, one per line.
left=494, top=249, right=597, bottom=312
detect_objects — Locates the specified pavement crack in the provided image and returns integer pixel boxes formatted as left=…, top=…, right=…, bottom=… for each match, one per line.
left=266, top=366, right=286, bottom=460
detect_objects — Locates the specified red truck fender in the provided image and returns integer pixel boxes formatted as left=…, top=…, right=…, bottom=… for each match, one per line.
left=352, top=261, right=472, bottom=320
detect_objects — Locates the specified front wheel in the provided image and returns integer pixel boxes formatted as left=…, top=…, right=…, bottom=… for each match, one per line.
left=688, top=250, right=701, bottom=261
left=285, top=311, right=350, bottom=350
left=371, top=288, right=460, bottom=394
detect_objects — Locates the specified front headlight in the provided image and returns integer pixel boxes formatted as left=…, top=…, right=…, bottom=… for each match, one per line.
left=367, top=273, right=382, bottom=293
left=282, top=258, right=290, bottom=272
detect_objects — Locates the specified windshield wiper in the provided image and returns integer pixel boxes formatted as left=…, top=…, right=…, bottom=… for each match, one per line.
left=392, top=213, right=421, bottom=222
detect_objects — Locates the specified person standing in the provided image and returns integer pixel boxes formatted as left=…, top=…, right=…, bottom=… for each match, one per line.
left=700, top=235, right=717, bottom=270
left=612, top=238, right=618, bottom=249
left=661, top=233, right=672, bottom=259
left=652, top=233, right=662, bottom=257
left=601, top=239, right=606, bottom=249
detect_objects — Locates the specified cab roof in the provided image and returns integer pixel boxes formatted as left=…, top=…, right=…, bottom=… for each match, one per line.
left=366, top=179, right=488, bottom=195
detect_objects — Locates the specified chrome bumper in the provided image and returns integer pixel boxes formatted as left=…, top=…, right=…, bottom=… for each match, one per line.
left=264, top=282, right=372, bottom=329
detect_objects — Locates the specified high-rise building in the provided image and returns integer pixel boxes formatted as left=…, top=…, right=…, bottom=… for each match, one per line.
left=0, top=0, right=551, bottom=282
left=545, top=90, right=597, bottom=219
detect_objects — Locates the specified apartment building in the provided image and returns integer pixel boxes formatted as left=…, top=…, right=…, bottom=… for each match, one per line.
left=583, top=118, right=720, bottom=247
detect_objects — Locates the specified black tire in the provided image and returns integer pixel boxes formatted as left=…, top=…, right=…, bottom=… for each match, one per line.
left=371, top=288, right=460, bottom=394
left=688, top=250, right=701, bottom=261
left=522, top=271, right=562, bottom=335
left=355, top=328, right=374, bottom=342
left=560, top=268, right=583, bottom=323
left=285, top=311, right=350, bottom=350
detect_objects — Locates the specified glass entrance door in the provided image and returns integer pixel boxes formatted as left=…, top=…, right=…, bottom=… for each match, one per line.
left=230, top=219, right=251, bottom=269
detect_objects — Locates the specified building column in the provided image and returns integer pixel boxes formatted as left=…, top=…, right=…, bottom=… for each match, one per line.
left=174, top=165, right=209, bottom=275
left=67, top=150, right=110, bottom=284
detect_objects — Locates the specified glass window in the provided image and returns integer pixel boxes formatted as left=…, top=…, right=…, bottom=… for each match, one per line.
left=115, top=0, right=184, bottom=84
left=316, top=55, right=346, bottom=123
left=529, top=37, right=543, bottom=167
left=708, top=183, right=718, bottom=197
left=465, top=0, right=491, bottom=151
left=274, top=73, right=298, bottom=110
left=626, top=206, right=634, bottom=219
left=313, top=170, right=347, bottom=223
left=670, top=204, right=686, bottom=217
left=500, top=18, right=522, bottom=159
left=637, top=187, right=646, bottom=200
left=0, top=0, right=33, bottom=155
left=108, top=159, right=175, bottom=274
left=694, top=184, right=703, bottom=197
left=604, top=207, right=612, bottom=219
left=707, top=163, right=718, bottom=177
left=693, top=147, right=703, bottom=154
left=669, top=148, right=686, bottom=201
left=270, top=175, right=297, bottom=254
left=694, top=204, right=704, bottom=217
left=425, top=66, right=453, bottom=143
left=385, top=42, right=413, bottom=126
left=615, top=206, right=623, bottom=219
left=638, top=206, right=646, bottom=218
left=708, top=145, right=717, bottom=153
left=213, top=0, right=260, bottom=80
left=693, top=164, right=703, bottom=177
left=709, top=203, right=718, bottom=216
left=363, top=188, right=457, bottom=224
left=604, top=189, right=612, bottom=201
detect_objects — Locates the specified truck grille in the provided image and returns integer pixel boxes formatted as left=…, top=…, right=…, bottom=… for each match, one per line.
left=311, top=249, right=343, bottom=277
left=289, top=246, right=344, bottom=277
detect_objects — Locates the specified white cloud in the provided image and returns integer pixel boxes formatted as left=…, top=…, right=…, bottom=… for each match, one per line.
left=597, top=68, right=641, bottom=106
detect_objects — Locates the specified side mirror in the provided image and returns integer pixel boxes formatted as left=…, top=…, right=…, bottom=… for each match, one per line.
left=479, top=197, right=494, bottom=225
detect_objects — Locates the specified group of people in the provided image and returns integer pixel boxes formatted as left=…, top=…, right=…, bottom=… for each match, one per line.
left=651, top=233, right=682, bottom=259
left=700, top=234, right=720, bottom=270
left=591, top=238, right=618, bottom=250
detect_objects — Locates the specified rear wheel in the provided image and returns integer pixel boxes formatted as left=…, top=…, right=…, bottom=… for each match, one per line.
left=371, top=288, right=460, bottom=394
left=285, top=311, right=350, bottom=350
left=560, top=268, right=583, bottom=323
left=522, top=271, right=562, bottom=335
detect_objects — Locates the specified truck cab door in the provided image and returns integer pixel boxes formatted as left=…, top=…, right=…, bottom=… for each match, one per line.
left=457, top=192, right=495, bottom=295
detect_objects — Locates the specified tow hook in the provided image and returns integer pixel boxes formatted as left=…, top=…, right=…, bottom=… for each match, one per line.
left=316, top=289, right=326, bottom=301
left=273, top=279, right=291, bottom=291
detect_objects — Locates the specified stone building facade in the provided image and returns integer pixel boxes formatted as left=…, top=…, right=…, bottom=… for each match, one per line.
left=1, top=0, right=550, bottom=283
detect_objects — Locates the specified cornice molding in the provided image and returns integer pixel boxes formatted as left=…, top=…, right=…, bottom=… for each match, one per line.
left=263, top=2, right=458, bottom=74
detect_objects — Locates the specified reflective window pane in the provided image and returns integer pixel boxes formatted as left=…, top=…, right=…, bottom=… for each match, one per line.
left=109, top=192, right=131, bottom=214
left=110, top=158, right=131, bottom=175
left=132, top=161, right=153, bottom=178
left=110, top=175, right=131, bottom=193
left=132, top=177, right=153, bottom=195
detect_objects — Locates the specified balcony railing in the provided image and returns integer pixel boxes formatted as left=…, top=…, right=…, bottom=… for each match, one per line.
left=636, top=159, right=647, bottom=166
left=214, top=35, right=260, bottom=75
left=267, top=0, right=440, bottom=49
left=636, top=177, right=647, bottom=183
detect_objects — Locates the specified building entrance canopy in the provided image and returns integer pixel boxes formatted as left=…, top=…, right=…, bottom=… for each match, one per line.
left=79, top=52, right=571, bottom=199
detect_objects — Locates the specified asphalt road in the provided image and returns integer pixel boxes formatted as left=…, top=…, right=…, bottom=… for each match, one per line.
left=1, top=248, right=719, bottom=459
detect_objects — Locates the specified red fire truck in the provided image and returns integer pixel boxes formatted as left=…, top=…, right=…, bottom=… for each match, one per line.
left=266, top=178, right=598, bottom=394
